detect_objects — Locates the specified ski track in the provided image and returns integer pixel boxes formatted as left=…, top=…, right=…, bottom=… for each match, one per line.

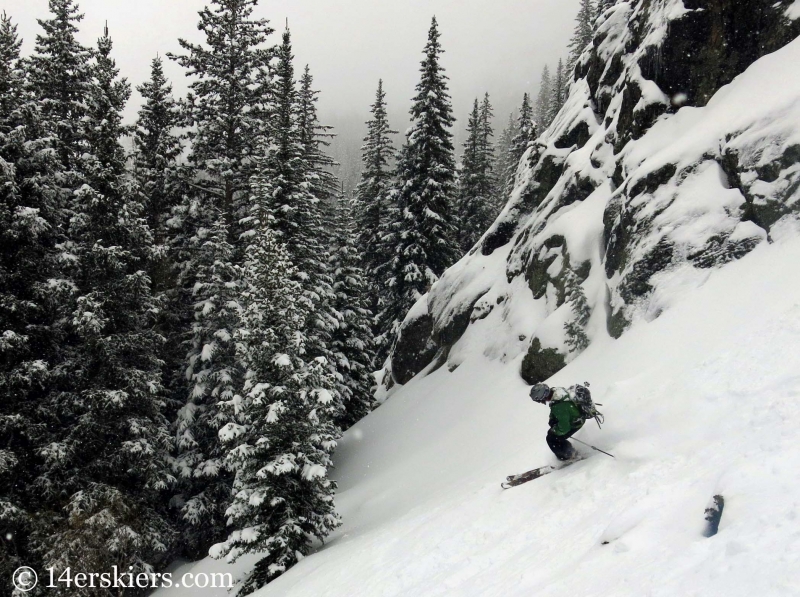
left=155, top=229, right=800, bottom=597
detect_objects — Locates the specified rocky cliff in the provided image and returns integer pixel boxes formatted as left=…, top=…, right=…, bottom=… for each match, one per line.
left=380, top=0, right=800, bottom=393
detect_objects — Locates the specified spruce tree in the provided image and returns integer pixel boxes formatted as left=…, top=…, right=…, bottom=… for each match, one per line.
left=534, top=65, right=552, bottom=129
left=211, top=176, right=341, bottom=594
left=568, top=0, right=596, bottom=70
left=496, top=111, right=518, bottom=203
left=134, top=55, right=186, bottom=435
left=329, top=192, right=376, bottom=428
left=27, top=0, right=93, bottom=169
left=0, top=12, right=64, bottom=582
left=297, top=65, right=338, bottom=205
left=378, top=17, right=458, bottom=348
left=353, top=79, right=397, bottom=326
left=478, top=92, right=497, bottom=208
left=169, top=0, right=273, bottom=236
left=455, top=97, right=495, bottom=252
left=43, top=25, right=175, bottom=577
left=175, top=211, right=241, bottom=557
left=563, top=268, right=590, bottom=353
left=170, top=0, right=274, bottom=553
left=548, top=58, right=568, bottom=123
left=509, top=93, right=536, bottom=175
left=134, top=55, right=182, bottom=251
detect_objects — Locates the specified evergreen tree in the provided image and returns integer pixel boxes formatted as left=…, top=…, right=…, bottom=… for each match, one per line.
left=548, top=58, right=568, bottom=124
left=43, top=25, right=175, bottom=578
left=174, top=212, right=241, bottom=557
left=329, top=192, right=375, bottom=428
left=534, top=65, right=552, bottom=130
left=378, top=17, right=458, bottom=348
left=133, top=55, right=186, bottom=438
left=169, top=0, right=273, bottom=235
left=170, top=0, right=274, bottom=554
left=211, top=181, right=341, bottom=594
left=455, top=97, right=495, bottom=252
left=257, top=31, right=323, bottom=275
left=478, top=92, right=496, bottom=207
left=297, top=65, right=338, bottom=205
left=353, top=79, right=397, bottom=325
left=495, top=111, right=518, bottom=204
left=294, top=62, right=340, bottom=361
left=134, top=55, right=182, bottom=252
left=0, top=12, right=64, bottom=583
left=563, top=267, right=591, bottom=353
left=27, top=0, right=93, bottom=169
left=568, top=0, right=596, bottom=70
left=509, top=93, right=536, bottom=176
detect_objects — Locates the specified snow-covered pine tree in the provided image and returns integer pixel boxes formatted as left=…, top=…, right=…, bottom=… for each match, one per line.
left=27, top=0, right=93, bottom=170
left=353, top=79, right=398, bottom=337
left=43, top=25, right=175, bottom=577
left=134, top=55, right=182, bottom=253
left=0, top=12, right=65, bottom=583
left=568, top=0, right=596, bottom=70
left=478, top=92, right=497, bottom=212
left=168, top=0, right=273, bottom=238
left=294, top=62, right=342, bottom=365
left=377, top=16, right=458, bottom=347
left=534, top=65, right=552, bottom=130
left=455, top=97, right=494, bottom=253
left=547, top=58, right=568, bottom=124
left=563, top=268, right=591, bottom=353
left=508, top=92, right=536, bottom=184
left=297, top=65, right=338, bottom=206
left=495, top=111, right=518, bottom=202
left=329, top=191, right=376, bottom=428
left=211, top=182, right=341, bottom=594
left=255, top=30, right=340, bottom=384
left=257, top=31, right=324, bottom=277
left=170, top=0, right=273, bottom=555
left=133, top=55, right=187, bottom=428
left=174, top=212, right=241, bottom=558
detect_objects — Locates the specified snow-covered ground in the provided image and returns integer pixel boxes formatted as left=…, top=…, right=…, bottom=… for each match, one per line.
left=156, top=221, right=800, bottom=597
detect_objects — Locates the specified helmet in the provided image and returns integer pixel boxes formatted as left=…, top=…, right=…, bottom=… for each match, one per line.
left=530, top=383, right=551, bottom=403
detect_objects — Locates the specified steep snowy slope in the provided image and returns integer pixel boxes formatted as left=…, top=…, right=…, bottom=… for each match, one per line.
left=159, top=215, right=800, bottom=597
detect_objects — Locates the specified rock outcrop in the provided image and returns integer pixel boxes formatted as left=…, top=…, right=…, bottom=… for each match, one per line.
left=383, top=0, right=800, bottom=391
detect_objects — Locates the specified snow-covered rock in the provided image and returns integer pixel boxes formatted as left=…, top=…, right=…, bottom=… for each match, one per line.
left=386, top=0, right=800, bottom=389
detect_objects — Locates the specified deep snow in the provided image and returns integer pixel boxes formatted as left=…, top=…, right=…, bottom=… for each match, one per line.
left=156, top=221, right=800, bottom=597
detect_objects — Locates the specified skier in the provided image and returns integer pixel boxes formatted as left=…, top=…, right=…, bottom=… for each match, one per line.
left=529, top=382, right=603, bottom=461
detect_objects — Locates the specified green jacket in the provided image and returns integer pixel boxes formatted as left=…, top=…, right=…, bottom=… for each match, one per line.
left=549, top=398, right=585, bottom=437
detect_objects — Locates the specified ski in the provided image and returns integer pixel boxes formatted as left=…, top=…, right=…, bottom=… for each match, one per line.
left=501, top=456, right=586, bottom=489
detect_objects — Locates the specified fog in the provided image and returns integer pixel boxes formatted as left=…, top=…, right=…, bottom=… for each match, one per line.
left=4, top=0, right=579, bottom=173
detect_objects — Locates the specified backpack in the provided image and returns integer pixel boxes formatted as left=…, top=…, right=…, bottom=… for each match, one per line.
left=569, top=383, right=604, bottom=427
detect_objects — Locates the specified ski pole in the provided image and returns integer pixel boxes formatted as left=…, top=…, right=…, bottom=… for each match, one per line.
left=572, top=437, right=615, bottom=458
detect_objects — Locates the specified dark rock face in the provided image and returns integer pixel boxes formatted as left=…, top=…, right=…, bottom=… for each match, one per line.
left=520, top=338, right=567, bottom=385
left=643, top=0, right=800, bottom=108
left=391, top=309, right=438, bottom=385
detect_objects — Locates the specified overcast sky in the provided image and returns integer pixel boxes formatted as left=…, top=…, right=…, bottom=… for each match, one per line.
left=5, top=0, right=579, bottom=154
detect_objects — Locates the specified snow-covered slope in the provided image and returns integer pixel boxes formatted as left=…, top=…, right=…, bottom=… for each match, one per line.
left=159, top=216, right=800, bottom=597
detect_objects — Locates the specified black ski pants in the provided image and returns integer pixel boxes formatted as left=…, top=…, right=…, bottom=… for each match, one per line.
left=546, top=429, right=577, bottom=461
